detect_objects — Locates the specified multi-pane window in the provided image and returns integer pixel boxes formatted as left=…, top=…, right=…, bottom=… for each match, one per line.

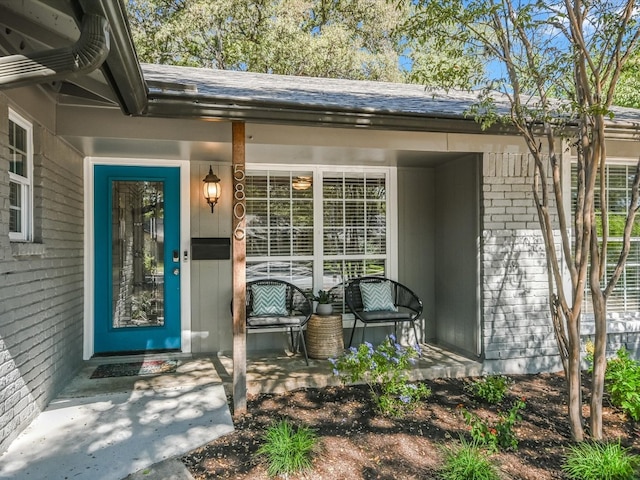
left=245, top=168, right=391, bottom=300
left=322, top=172, right=388, bottom=290
left=573, top=163, right=640, bottom=314
left=8, top=110, right=32, bottom=241
left=246, top=170, right=314, bottom=290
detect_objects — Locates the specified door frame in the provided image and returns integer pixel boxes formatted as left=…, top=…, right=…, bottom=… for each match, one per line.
left=83, top=157, right=192, bottom=359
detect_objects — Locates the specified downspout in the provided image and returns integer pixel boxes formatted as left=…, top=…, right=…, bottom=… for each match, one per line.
left=0, top=14, right=110, bottom=89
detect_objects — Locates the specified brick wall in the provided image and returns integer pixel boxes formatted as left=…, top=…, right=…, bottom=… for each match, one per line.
left=481, top=152, right=640, bottom=372
left=0, top=95, right=84, bottom=452
left=481, top=152, right=564, bottom=373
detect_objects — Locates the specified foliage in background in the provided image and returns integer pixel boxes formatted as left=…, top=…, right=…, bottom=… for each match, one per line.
left=614, top=53, right=640, bottom=109
left=438, top=437, right=501, bottom=480
left=461, top=397, right=526, bottom=453
left=126, top=0, right=410, bottom=81
left=466, top=375, right=511, bottom=404
left=562, top=440, right=640, bottom=480
left=257, top=419, right=317, bottom=477
left=331, top=335, right=431, bottom=417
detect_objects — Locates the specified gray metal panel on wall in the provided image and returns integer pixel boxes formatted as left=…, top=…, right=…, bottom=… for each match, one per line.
left=397, top=167, right=436, bottom=341
left=435, top=155, right=480, bottom=357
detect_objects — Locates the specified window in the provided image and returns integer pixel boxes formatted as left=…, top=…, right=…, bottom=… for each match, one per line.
left=246, top=170, right=314, bottom=291
left=572, top=163, right=640, bottom=314
left=8, top=110, right=33, bottom=242
left=322, top=172, right=388, bottom=289
left=245, top=167, right=393, bottom=298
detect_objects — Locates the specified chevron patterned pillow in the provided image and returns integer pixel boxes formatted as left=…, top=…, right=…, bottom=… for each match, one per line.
left=251, top=283, right=287, bottom=316
left=360, top=281, right=398, bottom=312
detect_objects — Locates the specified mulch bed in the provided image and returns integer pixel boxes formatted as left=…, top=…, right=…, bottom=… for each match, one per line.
left=182, top=373, right=640, bottom=479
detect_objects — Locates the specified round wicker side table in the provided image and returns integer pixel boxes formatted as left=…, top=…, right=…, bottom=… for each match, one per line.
left=306, top=314, right=345, bottom=359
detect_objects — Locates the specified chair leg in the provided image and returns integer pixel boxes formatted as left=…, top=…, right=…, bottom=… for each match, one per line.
left=296, top=328, right=309, bottom=365
left=361, top=323, right=367, bottom=345
left=289, top=327, right=296, bottom=352
left=411, top=321, right=419, bottom=347
left=348, top=320, right=358, bottom=347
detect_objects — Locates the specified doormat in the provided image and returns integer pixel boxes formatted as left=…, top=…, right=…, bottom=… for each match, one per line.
left=90, top=360, right=179, bottom=379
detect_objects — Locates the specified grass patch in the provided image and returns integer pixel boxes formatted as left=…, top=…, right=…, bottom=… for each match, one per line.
left=562, top=440, right=640, bottom=480
left=257, top=419, right=317, bottom=477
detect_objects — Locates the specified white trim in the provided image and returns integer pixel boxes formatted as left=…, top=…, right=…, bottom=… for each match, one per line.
left=245, top=163, right=398, bottom=292
left=8, top=109, right=33, bottom=242
left=83, top=157, right=192, bottom=359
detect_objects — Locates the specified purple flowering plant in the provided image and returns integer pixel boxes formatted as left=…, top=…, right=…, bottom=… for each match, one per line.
left=329, top=334, right=431, bottom=417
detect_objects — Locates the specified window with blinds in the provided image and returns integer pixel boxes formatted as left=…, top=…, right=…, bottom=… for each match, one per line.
left=572, top=163, right=640, bottom=314
left=246, top=171, right=314, bottom=291
left=245, top=168, right=392, bottom=299
left=322, top=172, right=387, bottom=288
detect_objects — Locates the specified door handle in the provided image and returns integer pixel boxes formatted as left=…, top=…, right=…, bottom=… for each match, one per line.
left=173, top=268, right=180, bottom=276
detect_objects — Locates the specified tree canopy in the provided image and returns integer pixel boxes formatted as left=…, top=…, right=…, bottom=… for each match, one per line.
left=126, top=0, right=410, bottom=81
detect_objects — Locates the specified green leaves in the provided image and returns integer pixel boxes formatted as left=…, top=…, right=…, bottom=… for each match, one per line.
left=330, top=335, right=431, bottom=417
left=257, top=419, right=317, bottom=477
left=563, top=440, right=640, bottom=480
left=439, top=437, right=502, bottom=480
left=605, top=348, right=640, bottom=421
left=126, top=0, right=410, bottom=81
left=466, top=375, right=511, bottom=404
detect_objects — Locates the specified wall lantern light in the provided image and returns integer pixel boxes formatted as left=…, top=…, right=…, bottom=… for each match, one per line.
left=292, top=175, right=312, bottom=191
left=202, top=165, right=221, bottom=213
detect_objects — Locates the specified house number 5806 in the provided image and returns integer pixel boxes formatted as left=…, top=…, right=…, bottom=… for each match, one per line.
left=233, top=164, right=246, bottom=241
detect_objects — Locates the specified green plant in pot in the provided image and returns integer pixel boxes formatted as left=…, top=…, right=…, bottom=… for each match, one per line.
left=313, top=290, right=335, bottom=316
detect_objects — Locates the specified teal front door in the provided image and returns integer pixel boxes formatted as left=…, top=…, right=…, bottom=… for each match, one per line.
left=94, top=165, right=181, bottom=354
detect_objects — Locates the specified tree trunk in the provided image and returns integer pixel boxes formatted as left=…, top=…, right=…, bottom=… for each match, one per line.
left=567, top=314, right=585, bottom=441
left=590, top=289, right=607, bottom=440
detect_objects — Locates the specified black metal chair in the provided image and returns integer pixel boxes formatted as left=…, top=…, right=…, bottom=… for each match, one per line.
left=345, top=276, right=422, bottom=347
left=244, top=279, right=312, bottom=365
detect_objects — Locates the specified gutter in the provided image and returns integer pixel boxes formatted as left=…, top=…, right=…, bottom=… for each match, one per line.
left=0, top=14, right=110, bottom=89
left=145, top=93, right=515, bottom=135
left=78, top=0, right=148, bottom=115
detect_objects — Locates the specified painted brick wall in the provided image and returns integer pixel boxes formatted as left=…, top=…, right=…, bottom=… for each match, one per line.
left=0, top=96, right=84, bottom=453
left=481, top=152, right=563, bottom=374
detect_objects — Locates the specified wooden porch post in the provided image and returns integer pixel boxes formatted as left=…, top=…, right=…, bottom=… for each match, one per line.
left=231, top=121, right=247, bottom=415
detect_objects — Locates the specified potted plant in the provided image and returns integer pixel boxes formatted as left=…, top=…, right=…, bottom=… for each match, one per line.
left=313, top=289, right=335, bottom=316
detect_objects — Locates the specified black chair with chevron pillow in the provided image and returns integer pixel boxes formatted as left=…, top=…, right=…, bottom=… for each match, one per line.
left=244, top=279, right=312, bottom=365
left=345, top=276, right=422, bottom=348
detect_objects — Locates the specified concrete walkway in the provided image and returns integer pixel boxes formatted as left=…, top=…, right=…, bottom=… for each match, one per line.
left=0, top=356, right=233, bottom=480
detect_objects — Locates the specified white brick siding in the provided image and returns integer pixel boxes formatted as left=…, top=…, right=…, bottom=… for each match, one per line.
left=0, top=95, right=84, bottom=453
left=481, top=152, right=563, bottom=373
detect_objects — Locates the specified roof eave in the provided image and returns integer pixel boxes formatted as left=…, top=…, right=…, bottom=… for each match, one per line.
left=145, top=93, right=517, bottom=135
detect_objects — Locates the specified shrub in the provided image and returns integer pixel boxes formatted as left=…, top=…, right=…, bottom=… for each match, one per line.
left=562, top=440, right=640, bottom=480
left=466, top=375, right=511, bottom=404
left=257, top=419, right=317, bottom=477
left=604, top=348, right=640, bottom=421
left=330, top=334, right=431, bottom=417
left=439, top=437, right=501, bottom=480
left=461, top=397, right=526, bottom=452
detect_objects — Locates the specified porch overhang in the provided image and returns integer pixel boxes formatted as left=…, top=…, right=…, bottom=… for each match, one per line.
left=145, top=93, right=508, bottom=134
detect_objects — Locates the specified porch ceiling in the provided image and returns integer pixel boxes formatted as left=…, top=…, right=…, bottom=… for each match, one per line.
left=54, top=102, right=481, bottom=166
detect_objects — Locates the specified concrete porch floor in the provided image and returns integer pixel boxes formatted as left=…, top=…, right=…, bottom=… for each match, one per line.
left=213, top=343, right=483, bottom=397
